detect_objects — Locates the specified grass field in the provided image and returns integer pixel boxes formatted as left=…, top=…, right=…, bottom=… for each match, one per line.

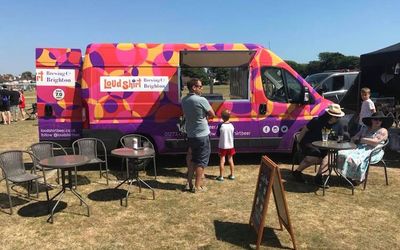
left=0, top=100, right=400, bottom=249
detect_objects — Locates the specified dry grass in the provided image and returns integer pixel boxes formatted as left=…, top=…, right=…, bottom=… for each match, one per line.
left=1, top=115, right=400, bottom=249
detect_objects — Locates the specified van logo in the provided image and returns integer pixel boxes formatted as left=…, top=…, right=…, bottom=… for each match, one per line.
left=262, top=126, right=270, bottom=134
left=100, top=76, right=169, bottom=92
left=272, top=126, right=279, bottom=133
left=281, top=125, right=288, bottom=133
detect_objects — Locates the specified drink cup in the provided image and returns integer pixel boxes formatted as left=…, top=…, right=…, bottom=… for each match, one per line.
left=322, top=132, right=329, bottom=142
left=337, top=135, right=344, bottom=143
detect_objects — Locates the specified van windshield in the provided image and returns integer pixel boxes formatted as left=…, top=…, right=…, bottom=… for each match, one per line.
left=305, top=73, right=331, bottom=88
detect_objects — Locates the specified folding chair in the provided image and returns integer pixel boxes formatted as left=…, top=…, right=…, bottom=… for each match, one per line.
left=362, top=139, right=389, bottom=190
left=0, top=150, right=49, bottom=214
left=25, top=103, right=37, bottom=120
left=291, top=132, right=317, bottom=172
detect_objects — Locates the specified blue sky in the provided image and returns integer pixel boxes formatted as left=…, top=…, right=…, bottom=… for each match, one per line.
left=0, top=0, right=399, bottom=75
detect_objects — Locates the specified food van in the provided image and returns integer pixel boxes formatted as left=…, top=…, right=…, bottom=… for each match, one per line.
left=35, top=43, right=332, bottom=154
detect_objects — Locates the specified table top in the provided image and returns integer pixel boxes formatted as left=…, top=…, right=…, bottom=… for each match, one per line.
left=111, top=147, right=155, bottom=159
left=312, top=140, right=356, bottom=150
left=39, top=155, right=90, bottom=169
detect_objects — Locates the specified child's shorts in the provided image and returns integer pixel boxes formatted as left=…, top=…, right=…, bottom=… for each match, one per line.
left=218, top=148, right=236, bottom=157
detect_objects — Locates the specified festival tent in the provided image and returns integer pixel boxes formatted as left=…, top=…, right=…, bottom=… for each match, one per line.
left=341, top=42, right=400, bottom=112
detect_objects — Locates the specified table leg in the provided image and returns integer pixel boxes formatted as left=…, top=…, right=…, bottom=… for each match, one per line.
left=47, top=168, right=90, bottom=223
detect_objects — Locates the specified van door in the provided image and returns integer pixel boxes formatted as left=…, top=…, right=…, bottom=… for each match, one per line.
left=257, top=67, right=311, bottom=152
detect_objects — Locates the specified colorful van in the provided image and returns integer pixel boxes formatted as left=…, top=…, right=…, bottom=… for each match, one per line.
left=35, top=43, right=331, bottom=154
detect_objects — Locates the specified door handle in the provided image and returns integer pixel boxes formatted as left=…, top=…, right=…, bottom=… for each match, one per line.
left=259, top=103, right=267, bottom=115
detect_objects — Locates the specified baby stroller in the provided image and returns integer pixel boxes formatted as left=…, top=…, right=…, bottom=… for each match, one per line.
left=25, top=103, right=37, bottom=120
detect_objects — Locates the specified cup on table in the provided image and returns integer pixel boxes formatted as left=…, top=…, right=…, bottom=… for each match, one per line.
left=337, top=135, right=344, bottom=143
left=322, top=131, right=329, bottom=142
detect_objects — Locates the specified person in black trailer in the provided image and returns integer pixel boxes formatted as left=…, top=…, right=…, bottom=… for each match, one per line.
left=292, top=104, right=346, bottom=186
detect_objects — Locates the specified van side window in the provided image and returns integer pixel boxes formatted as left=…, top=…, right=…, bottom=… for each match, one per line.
left=332, top=75, right=345, bottom=90
left=180, top=67, right=249, bottom=101
left=261, top=67, right=303, bottom=103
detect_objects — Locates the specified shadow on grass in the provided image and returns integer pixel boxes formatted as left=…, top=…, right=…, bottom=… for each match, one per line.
left=0, top=193, right=30, bottom=211
left=18, top=200, right=67, bottom=217
left=88, top=188, right=127, bottom=202
left=214, top=220, right=292, bottom=249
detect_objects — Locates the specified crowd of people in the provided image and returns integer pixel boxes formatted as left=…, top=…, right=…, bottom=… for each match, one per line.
left=180, top=78, right=391, bottom=192
left=0, top=85, right=27, bottom=124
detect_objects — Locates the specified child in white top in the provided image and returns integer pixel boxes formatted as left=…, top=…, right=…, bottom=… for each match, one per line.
left=216, top=110, right=235, bottom=181
left=359, top=87, right=376, bottom=127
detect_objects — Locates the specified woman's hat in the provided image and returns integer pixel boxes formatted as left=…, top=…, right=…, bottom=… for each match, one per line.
left=362, top=111, right=394, bottom=129
left=325, top=103, right=345, bottom=117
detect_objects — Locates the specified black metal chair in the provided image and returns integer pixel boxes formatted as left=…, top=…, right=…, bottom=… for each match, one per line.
left=72, top=138, right=109, bottom=185
left=28, top=141, right=70, bottom=187
left=291, top=132, right=317, bottom=172
left=0, top=150, right=49, bottom=214
left=362, top=139, right=389, bottom=190
left=25, top=103, right=37, bottom=120
left=120, top=134, right=157, bottom=179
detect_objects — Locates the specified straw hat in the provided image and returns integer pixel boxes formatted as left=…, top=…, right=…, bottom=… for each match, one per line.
left=362, top=111, right=394, bottom=129
left=325, top=104, right=345, bottom=117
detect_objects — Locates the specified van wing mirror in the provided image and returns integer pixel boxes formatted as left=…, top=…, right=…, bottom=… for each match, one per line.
left=303, top=87, right=314, bottom=104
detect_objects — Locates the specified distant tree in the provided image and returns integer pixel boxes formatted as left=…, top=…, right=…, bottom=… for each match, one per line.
left=286, top=60, right=307, bottom=77
left=21, top=71, right=34, bottom=80
left=210, top=68, right=230, bottom=84
left=181, top=67, right=212, bottom=85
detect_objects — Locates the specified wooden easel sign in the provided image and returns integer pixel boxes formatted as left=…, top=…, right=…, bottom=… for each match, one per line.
left=249, top=155, right=296, bottom=250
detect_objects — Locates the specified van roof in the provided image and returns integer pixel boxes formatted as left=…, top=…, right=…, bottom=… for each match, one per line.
left=84, top=43, right=265, bottom=67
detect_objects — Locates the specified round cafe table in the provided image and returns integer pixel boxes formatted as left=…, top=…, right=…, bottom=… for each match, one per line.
left=111, top=147, right=156, bottom=206
left=312, top=140, right=356, bottom=195
left=39, top=155, right=90, bottom=223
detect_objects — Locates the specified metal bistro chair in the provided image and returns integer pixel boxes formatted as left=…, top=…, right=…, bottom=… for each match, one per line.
left=28, top=141, right=70, bottom=187
left=0, top=150, right=49, bottom=214
left=120, top=134, right=157, bottom=180
left=362, top=139, right=389, bottom=190
left=72, top=138, right=109, bottom=185
left=291, top=132, right=318, bottom=172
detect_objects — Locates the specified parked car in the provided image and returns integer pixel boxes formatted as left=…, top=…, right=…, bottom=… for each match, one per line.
left=305, top=71, right=359, bottom=103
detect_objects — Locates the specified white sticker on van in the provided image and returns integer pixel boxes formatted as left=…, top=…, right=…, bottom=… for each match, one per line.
left=36, top=69, right=76, bottom=87
left=100, top=76, right=169, bottom=92
left=281, top=125, right=288, bottom=133
left=272, top=126, right=279, bottom=133
left=262, top=126, right=270, bottom=134
left=53, top=89, right=65, bottom=101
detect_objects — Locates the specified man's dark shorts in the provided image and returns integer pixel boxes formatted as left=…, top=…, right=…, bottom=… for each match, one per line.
left=301, top=143, right=327, bottom=158
left=188, top=135, right=210, bottom=167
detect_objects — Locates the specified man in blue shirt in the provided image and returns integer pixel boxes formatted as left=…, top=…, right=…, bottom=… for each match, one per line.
left=182, top=78, right=215, bottom=192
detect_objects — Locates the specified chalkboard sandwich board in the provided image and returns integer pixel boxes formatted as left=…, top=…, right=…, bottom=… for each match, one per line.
left=249, top=155, right=296, bottom=250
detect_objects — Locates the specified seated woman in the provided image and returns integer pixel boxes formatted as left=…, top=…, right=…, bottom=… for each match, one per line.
left=336, top=111, right=393, bottom=183
left=293, top=104, right=345, bottom=185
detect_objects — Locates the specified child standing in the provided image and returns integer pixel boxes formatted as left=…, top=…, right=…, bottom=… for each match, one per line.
left=18, top=89, right=26, bottom=121
left=216, top=110, right=235, bottom=181
left=358, top=87, right=376, bottom=128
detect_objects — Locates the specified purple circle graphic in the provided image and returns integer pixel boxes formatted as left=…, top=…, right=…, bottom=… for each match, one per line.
left=104, top=99, right=118, bottom=113
left=89, top=51, right=104, bottom=67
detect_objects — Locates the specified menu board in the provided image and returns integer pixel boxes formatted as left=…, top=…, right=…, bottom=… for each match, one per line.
left=249, top=155, right=297, bottom=250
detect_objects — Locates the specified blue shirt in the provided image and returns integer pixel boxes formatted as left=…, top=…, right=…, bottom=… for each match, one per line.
left=181, top=93, right=212, bottom=138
